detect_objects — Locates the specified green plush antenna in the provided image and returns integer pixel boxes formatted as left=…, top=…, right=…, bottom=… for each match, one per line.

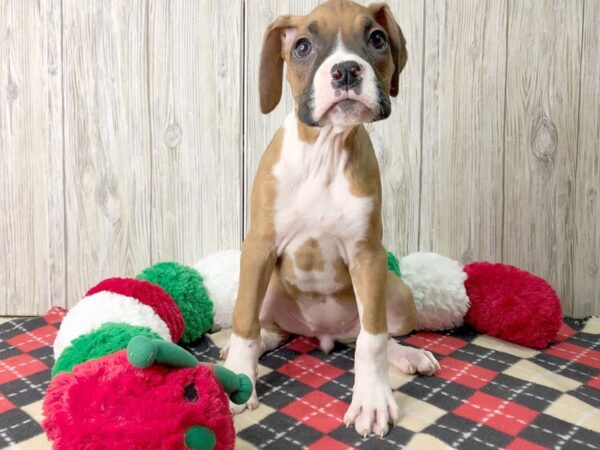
left=127, top=336, right=199, bottom=369
left=213, top=365, right=253, bottom=405
left=127, top=336, right=252, bottom=405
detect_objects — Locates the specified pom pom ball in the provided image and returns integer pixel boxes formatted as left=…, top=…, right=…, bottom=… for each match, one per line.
left=399, top=252, right=470, bottom=330
left=86, top=277, right=184, bottom=342
left=464, top=262, right=562, bottom=348
left=138, top=262, right=213, bottom=343
left=194, top=250, right=241, bottom=331
left=53, top=290, right=173, bottom=359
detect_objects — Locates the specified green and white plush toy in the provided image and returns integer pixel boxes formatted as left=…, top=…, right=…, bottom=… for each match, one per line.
left=53, top=262, right=216, bottom=370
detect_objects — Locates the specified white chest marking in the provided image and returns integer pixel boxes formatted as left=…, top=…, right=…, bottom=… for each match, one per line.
left=273, top=114, right=374, bottom=260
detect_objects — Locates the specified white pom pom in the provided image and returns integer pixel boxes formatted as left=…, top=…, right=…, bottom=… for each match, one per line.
left=194, top=250, right=240, bottom=331
left=399, top=252, right=470, bottom=331
left=54, top=291, right=171, bottom=359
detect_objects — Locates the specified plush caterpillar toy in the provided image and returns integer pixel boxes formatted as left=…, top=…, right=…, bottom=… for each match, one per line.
left=44, top=250, right=562, bottom=449
left=44, top=262, right=252, bottom=450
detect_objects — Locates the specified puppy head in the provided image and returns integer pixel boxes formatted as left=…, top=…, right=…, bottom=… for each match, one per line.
left=259, top=0, right=407, bottom=128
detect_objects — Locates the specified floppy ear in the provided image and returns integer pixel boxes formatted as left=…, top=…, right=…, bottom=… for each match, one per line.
left=369, top=3, right=407, bottom=97
left=259, top=15, right=298, bottom=114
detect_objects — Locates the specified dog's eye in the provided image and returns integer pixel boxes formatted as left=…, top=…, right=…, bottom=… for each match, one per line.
left=294, top=38, right=312, bottom=58
left=368, top=30, right=387, bottom=50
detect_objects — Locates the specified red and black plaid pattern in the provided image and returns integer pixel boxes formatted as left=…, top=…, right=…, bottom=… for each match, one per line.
left=0, top=309, right=598, bottom=449
left=0, top=309, right=64, bottom=448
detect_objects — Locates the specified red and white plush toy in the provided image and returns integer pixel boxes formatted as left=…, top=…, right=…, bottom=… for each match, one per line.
left=397, top=252, right=563, bottom=348
left=197, top=250, right=563, bottom=349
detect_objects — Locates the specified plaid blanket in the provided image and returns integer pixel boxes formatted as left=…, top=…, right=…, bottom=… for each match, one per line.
left=0, top=308, right=598, bottom=449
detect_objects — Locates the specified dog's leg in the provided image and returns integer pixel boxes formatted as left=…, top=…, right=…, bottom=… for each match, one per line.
left=344, top=244, right=398, bottom=437
left=218, top=328, right=287, bottom=361
left=260, top=327, right=289, bottom=353
left=220, top=327, right=287, bottom=415
left=223, top=236, right=276, bottom=413
left=385, top=272, right=439, bottom=374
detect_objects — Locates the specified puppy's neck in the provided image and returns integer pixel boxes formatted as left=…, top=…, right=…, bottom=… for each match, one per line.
left=295, top=114, right=357, bottom=148
left=284, top=113, right=360, bottom=182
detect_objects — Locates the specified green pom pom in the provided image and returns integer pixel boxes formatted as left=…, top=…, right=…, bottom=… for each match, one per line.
left=138, top=262, right=213, bottom=343
left=185, top=426, right=216, bottom=450
left=387, top=251, right=401, bottom=278
left=52, top=323, right=162, bottom=377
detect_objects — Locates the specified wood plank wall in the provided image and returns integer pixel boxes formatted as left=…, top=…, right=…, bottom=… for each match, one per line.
left=1, top=0, right=598, bottom=316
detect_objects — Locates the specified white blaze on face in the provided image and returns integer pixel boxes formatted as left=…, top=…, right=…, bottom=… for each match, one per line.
left=311, top=36, right=380, bottom=127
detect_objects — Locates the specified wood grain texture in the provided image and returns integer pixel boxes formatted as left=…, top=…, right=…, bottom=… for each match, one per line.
left=420, top=0, right=507, bottom=264
left=243, top=0, right=424, bottom=256
left=1, top=0, right=599, bottom=316
left=62, top=1, right=153, bottom=307
left=573, top=0, right=600, bottom=317
left=0, top=0, right=64, bottom=315
left=148, top=1, right=243, bottom=264
left=503, top=0, right=583, bottom=314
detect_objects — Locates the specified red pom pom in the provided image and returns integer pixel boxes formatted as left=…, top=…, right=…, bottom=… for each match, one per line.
left=43, top=352, right=235, bottom=449
left=464, top=262, right=562, bottom=349
left=86, top=278, right=185, bottom=342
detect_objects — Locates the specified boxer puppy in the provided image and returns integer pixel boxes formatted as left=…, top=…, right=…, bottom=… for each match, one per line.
left=223, top=0, right=439, bottom=437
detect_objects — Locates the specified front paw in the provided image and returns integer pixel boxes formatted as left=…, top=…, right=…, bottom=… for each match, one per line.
left=222, top=334, right=262, bottom=414
left=343, top=381, right=399, bottom=437
left=230, top=385, right=259, bottom=414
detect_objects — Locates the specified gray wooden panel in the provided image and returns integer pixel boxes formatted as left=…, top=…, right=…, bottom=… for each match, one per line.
left=62, top=1, right=153, bottom=307
left=420, top=0, right=507, bottom=264
left=573, top=0, right=600, bottom=317
left=243, top=0, right=424, bottom=257
left=1, top=0, right=598, bottom=317
left=0, top=0, right=64, bottom=315
left=148, top=0, right=243, bottom=264
left=503, top=0, right=583, bottom=315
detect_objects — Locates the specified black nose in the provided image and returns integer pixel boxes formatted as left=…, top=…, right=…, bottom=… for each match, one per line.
left=331, top=61, right=362, bottom=90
